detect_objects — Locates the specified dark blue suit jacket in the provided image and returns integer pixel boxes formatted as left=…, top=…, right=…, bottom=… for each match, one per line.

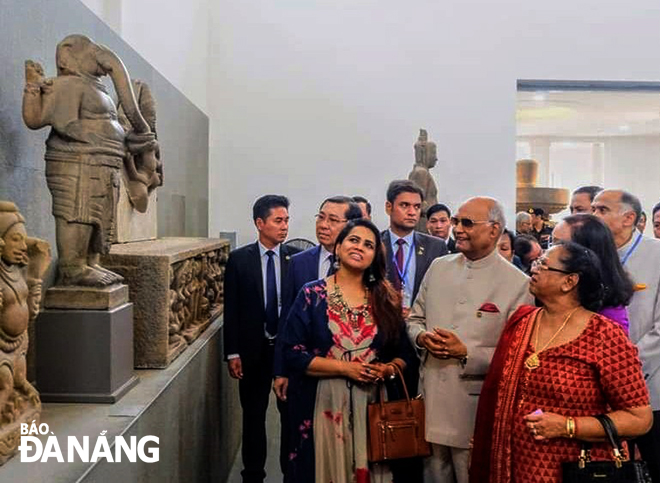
left=274, top=245, right=323, bottom=376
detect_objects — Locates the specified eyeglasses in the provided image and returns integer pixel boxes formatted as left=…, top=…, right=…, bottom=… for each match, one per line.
left=531, top=258, right=572, bottom=275
left=315, top=213, right=347, bottom=226
left=450, top=217, right=493, bottom=229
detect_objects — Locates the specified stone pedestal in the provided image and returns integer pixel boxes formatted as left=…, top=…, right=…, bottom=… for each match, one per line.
left=102, top=237, right=230, bottom=368
left=36, top=302, right=138, bottom=403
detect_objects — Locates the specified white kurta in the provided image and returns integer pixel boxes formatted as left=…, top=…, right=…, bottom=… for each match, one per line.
left=406, top=248, right=532, bottom=448
left=619, top=231, right=660, bottom=409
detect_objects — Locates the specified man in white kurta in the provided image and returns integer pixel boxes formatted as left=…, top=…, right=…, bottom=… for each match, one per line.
left=593, top=189, right=660, bottom=482
left=407, top=197, right=532, bottom=483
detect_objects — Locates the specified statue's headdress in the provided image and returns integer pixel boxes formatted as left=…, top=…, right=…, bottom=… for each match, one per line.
left=0, top=201, right=25, bottom=239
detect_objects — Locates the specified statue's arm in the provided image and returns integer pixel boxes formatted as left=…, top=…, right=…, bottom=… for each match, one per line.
left=25, top=237, right=51, bottom=321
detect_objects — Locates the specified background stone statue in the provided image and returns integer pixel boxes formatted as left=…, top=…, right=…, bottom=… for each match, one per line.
left=408, top=129, right=438, bottom=233
left=117, top=79, right=163, bottom=213
left=22, top=34, right=160, bottom=286
left=0, top=202, right=50, bottom=464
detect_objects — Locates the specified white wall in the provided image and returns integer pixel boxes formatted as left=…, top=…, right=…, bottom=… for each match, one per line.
left=81, top=0, right=660, bottom=246
left=208, top=0, right=660, bottom=246
left=80, top=0, right=210, bottom=115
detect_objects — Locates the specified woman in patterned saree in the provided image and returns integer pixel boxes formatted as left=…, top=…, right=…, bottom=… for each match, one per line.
left=281, top=219, right=414, bottom=483
left=470, top=241, right=652, bottom=483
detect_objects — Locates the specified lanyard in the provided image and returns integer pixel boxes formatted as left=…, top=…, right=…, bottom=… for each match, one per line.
left=621, top=232, right=643, bottom=266
left=392, top=239, right=415, bottom=287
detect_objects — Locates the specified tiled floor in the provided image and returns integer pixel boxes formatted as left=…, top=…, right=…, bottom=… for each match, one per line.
left=226, top=393, right=284, bottom=483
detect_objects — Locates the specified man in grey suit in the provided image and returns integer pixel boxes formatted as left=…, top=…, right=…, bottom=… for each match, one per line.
left=593, top=189, right=660, bottom=482
left=407, top=197, right=532, bottom=483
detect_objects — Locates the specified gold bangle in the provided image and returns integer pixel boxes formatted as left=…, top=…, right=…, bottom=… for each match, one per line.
left=566, top=417, right=575, bottom=438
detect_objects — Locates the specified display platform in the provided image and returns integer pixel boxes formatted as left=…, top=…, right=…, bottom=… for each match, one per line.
left=3, top=317, right=240, bottom=482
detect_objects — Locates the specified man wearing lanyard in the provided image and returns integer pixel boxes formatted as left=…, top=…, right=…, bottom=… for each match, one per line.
left=381, top=180, right=448, bottom=483
left=593, top=189, right=660, bottom=482
left=223, top=195, right=300, bottom=483
left=382, top=180, right=448, bottom=314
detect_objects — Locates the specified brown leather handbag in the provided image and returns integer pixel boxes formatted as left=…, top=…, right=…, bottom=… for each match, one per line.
left=367, top=364, right=432, bottom=463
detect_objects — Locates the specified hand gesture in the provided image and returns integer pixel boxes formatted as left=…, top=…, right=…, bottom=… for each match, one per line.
left=343, top=361, right=383, bottom=384
left=25, top=60, right=44, bottom=85
left=418, top=330, right=447, bottom=359
left=433, top=328, right=467, bottom=359
left=227, top=358, right=243, bottom=379
left=273, top=377, right=288, bottom=401
left=524, top=410, right=567, bottom=440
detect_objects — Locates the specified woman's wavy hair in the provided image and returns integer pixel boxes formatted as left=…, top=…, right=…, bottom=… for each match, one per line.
left=556, top=240, right=605, bottom=312
left=334, top=219, right=402, bottom=347
left=563, top=214, right=634, bottom=307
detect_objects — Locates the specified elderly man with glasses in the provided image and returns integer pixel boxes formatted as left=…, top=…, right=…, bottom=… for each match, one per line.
left=407, top=196, right=533, bottom=483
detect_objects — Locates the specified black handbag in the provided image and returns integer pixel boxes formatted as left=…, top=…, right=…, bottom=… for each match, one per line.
left=562, top=414, right=651, bottom=483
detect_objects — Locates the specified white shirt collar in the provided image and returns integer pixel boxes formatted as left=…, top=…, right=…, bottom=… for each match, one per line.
left=258, top=241, right=281, bottom=257
left=319, top=245, right=333, bottom=261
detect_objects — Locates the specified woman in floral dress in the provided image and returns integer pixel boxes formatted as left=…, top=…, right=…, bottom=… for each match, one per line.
left=281, top=219, right=414, bottom=483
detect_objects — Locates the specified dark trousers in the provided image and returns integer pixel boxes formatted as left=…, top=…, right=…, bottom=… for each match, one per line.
left=238, top=340, right=287, bottom=483
left=632, top=410, right=660, bottom=482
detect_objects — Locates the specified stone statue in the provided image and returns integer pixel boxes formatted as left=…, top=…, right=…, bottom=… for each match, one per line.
left=117, top=79, right=163, bottom=213
left=0, top=202, right=50, bottom=464
left=22, top=34, right=160, bottom=286
left=408, top=129, right=438, bottom=233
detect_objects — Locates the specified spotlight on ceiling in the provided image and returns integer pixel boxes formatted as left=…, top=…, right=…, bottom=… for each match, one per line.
left=533, top=92, right=547, bottom=102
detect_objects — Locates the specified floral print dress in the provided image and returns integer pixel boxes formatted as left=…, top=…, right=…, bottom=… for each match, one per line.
left=281, top=280, right=403, bottom=483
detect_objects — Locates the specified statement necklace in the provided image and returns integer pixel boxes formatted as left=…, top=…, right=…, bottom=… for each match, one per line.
left=525, top=307, right=579, bottom=371
left=328, top=274, right=370, bottom=329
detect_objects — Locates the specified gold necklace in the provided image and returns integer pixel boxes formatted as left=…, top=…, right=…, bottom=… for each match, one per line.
left=525, top=307, right=579, bottom=370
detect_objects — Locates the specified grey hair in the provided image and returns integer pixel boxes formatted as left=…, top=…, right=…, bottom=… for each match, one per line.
left=620, top=191, right=642, bottom=225
left=516, top=211, right=531, bottom=224
left=488, top=201, right=506, bottom=236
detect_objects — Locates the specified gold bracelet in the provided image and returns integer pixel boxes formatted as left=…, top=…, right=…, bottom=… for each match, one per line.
left=566, top=417, right=575, bottom=438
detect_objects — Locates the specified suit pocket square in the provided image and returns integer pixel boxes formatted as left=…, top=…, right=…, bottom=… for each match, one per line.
left=478, top=303, right=500, bottom=313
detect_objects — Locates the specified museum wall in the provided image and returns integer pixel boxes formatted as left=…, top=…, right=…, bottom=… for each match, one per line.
left=0, top=0, right=210, bottom=258
left=81, top=0, right=660, bottom=246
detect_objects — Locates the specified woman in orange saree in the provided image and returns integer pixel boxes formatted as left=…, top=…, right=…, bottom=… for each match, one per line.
left=470, top=242, right=651, bottom=483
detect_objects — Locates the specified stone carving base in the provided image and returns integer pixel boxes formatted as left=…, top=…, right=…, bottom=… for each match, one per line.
left=102, top=237, right=230, bottom=368
left=44, top=284, right=129, bottom=310
left=0, top=406, right=39, bottom=465
left=36, top=303, right=138, bottom=403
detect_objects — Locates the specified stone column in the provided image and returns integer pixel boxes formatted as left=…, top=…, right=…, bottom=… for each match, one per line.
left=529, top=138, right=552, bottom=186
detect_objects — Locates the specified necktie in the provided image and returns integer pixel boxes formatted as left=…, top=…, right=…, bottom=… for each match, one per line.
left=265, top=250, right=278, bottom=336
left=326, top=254, right=336, bottom=276
left=394, top=238, right=406, bottom=291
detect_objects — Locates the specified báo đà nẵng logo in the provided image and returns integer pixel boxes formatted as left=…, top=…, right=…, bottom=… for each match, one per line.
left=18, top=422, right=159, bottom=463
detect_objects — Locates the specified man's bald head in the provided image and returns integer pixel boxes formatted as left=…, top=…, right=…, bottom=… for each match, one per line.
left=453, top=197, right=506, bottom=260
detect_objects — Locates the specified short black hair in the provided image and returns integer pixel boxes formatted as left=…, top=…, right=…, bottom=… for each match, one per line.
left=427, top=203, right=450, bottom=220
left=653, top=202, right=660, bottom=216
left=252, top=194, right=289, bottom=222
left=386, top=180, right=424, bottom=204
left=319, top=196, right=363, bottom=221
left=527, top=208, right=544, bottom=217
left=620, top=191, right=642, bottom=225
left=513, top=234, right=539, bottom=264
left=572, top=185, right=603, bottom=202
left=502, top=228, right=515, bottom=247
left=352, top=196, right=372, bottom=215
left=557, top=241, right=604, bottom=312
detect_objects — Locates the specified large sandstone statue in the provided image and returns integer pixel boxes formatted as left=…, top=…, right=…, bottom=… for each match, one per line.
left=22, top=34, right=161, bottom=286
left=0, top=202, right=50, bottom=464
left=408, top=129, right=438, bottom=233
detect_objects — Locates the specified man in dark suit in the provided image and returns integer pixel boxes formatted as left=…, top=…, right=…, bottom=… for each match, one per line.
left=426, top=202, right=456, bottom=253
left=383, top=180, right=448, bottom=311
left=382, top=180, right=448, bottom=483
left=223, top=194, right=300, bottom=483
left=273, top=196, right=362, bottom=398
